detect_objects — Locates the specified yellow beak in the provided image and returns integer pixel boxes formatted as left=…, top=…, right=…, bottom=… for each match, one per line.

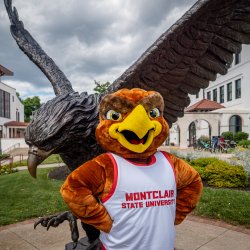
left=109, top=105, right=162, bottom=153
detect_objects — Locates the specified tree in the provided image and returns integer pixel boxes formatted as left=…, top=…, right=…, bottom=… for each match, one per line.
left=22, top=96, right=41, bottom=122
left=16, top=92, right=22, bottom=102
left=93, top=80, right=111, bottom=94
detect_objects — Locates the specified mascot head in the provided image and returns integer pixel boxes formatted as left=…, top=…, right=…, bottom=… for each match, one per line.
left=96, top=88, right=169, bottom=158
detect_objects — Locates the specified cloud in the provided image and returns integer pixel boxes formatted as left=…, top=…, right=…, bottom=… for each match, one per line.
left=0, top=0, right=196, bottom=102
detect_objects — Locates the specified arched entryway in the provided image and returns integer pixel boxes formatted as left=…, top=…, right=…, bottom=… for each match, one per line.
left=173, top=112, right=222, bottom=148
left=188, top=119, right=211, bottom=146
left=229, top=115, right=242, bottom=134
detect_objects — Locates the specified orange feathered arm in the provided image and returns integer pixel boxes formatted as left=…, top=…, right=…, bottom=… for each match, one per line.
left=167, top=153, right=203, bottom=225
left=60, top=154, right=114, bottom=233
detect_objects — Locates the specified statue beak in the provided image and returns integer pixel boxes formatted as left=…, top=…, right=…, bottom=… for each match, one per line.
left=27, top=146, right=54, bottom=178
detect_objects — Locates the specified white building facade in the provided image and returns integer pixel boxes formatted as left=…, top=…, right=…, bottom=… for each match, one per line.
left=0, top=65, right=28, bottom=153
left=169, top=45, right=250, bottom=148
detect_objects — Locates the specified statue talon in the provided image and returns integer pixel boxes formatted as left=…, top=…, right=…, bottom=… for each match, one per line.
left=34, top=211, right=79, bottom=244
left=34, top=217, right=49, bottom=229
left=46, top=217, right=59, bottom=230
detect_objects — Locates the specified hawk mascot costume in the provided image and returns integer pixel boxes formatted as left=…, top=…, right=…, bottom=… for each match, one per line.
left=61, top=88, right=203, bottom=250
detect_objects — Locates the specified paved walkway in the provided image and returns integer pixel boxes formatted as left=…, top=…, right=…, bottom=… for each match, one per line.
left=0, top=215, right=249, bottom=250
left=15, top=162, right=65, bottom=171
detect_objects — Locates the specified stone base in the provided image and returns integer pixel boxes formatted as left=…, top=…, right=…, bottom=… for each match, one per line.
left=65, top=237, right=89, bottom=250
left=65, top=237, right=101, bottom=250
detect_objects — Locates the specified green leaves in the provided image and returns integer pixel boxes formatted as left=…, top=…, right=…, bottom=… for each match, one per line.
left=93, top=80, right=111, bottom=94
left=22, top=96, right=41, bottom=122
left=190, top=158, right=248, bottom=188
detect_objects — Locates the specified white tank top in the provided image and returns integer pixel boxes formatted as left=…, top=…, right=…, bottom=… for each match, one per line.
left=100, top=151, right=177, bottom=250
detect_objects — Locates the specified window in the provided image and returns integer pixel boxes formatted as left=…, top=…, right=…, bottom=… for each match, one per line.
left=207, top=91, right=211, bottom=100
left=229, top=115, right=242, bottom=134
left=196, top=92, right=199, bottom=99
left=213, top=89, right=217, bottom=102
left=0, top=89, right=10, bottom=118
left=219, top=86, right=224, bottom=103
left=227, top=82, right=232, bottom=101
left=235, top=53, right=241, bottom=65
left=235, top=79, right=241, bottom=99
left=188, top=122, right=196, bottom=147
left=16, top=109, right=20, bottom=122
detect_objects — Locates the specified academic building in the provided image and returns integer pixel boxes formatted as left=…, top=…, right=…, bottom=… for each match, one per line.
left=169, top=44, right=250, bottom=148
left=0, top=65, right=28, bottom=153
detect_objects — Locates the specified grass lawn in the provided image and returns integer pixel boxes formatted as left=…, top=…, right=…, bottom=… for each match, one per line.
left=13, top=154, right=62, bottom=167
left=0, top=168, right=67, bottom=226
left=42, top=154, right=63, bottom=164
left=193, top=187, right=250, bottom=228
left=0, top=168, right=250, bottom=228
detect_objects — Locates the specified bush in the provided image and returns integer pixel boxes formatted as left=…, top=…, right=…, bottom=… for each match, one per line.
left=0, top=164, right=18, bottom=175
left=190, top=158, right=248, bottom=188
left=192, top=165, right=207, bottom=179
left=198, top=135, right=210, bottom=143
left=238, top=140, right=250, bottom=148
left=234, top=132, right=249, bottom=143
left=190, top=158, right=221, bottom=179
left=0, top=154, right=10, bottom=160
left=205, top=162, right=248, bottom=188
left=221, top=131, right=234, bottom=141
left=189, top=157, right=219, bottom=168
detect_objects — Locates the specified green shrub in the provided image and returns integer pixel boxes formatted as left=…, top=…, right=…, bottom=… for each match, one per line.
left=238, top=140, right=250, bottom=148
left=198, top=135, right=210, bottom=144
left=0, top=164, right=18, bottom=175
left=192, top=165, right=207, bottom=179
left=0, top=154, right=10, bottom=160
left=205, top=161, right=248, bottom=188
left=190, top=157, right=249, bottom=188
left=221, top=131, right=234, bottom=141
left=234, top=132, right=249, bottom=143
left=190, top=158, right=220, bottom=180
left=189, top=157, right=219, bottom=168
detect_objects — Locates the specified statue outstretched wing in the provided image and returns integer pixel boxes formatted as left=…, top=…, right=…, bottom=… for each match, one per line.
left=110, top=0, right=250, bottom=125
left=4, top=0, right=73, bottom=95
left=5, top=0, right=250, bottom=126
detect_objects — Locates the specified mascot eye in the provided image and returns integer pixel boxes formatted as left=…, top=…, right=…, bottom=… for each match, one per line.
left=149, top=108, right=160, bottom=118
left=106, top=110, right=122, bottom=121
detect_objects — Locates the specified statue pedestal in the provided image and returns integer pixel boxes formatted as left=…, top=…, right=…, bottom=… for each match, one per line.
left=65, top=237, right=89, bottom=250
left=65, top=237, right=101, bottom=250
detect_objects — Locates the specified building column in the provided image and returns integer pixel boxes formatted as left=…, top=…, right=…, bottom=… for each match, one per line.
left=179, top=123, right=188, bottom=148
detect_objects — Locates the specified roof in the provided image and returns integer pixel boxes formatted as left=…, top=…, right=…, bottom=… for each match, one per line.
left=185, top=99, right=225, bottom=112
left=4, top=121, right=29, bottom=127
left=0, top=65, right=13, bottom=76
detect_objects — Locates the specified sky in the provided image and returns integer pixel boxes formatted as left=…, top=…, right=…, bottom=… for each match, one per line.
left=0, top=0, right=197, bottom=103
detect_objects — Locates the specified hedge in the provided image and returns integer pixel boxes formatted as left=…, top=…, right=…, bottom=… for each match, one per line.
left=238, top=140, right=250, bottom=148
left=190, top=158, right=248, bottom=188
left=0, top=164, right=18, bottom=175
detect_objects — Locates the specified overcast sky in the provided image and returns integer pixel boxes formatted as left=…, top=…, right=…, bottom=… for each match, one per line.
left=0, top=0, right=197, bottom=103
